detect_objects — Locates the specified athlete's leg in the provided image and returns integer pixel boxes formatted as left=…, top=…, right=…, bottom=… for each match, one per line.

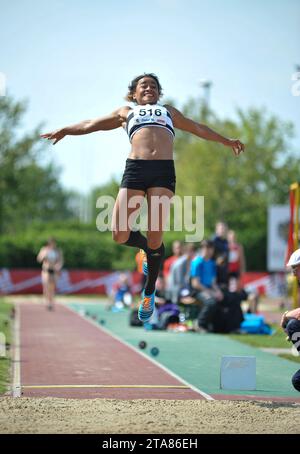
left=111, top=188, right=147, bottom=249
left=138, top=187, right=173, bottom=322
left=47, top=277, right=56, bottom=309
left=41, top=271, right=50, bottom=306
left=144, top=187, right=173, bottom=293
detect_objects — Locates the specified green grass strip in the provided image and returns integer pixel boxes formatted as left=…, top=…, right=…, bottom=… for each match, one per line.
left=229, top=324, right=290, bottom=349
left=0, top=298, right=13, bottom=394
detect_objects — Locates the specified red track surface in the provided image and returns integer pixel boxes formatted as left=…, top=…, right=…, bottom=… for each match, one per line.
left=19, top=303, right=203, bottom=400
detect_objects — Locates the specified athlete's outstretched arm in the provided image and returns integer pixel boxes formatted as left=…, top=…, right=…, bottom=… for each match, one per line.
left=40, top=106, right=129, bottom=145
left=166, top=105, right=245, bottom=156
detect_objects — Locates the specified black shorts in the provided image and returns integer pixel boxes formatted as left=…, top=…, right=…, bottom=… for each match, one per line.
left=120, top=158, right=176, bottom=193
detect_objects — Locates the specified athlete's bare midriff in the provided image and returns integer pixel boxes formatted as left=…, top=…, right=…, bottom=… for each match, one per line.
left=129, top=128, right=173, bottom=159
left=127, top=126, right=174, bottom=160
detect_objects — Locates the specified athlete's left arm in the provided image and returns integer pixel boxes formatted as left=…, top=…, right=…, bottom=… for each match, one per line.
left=55, top=249, right=64, bottom=271
left=166, top=105, right=245, bottom=156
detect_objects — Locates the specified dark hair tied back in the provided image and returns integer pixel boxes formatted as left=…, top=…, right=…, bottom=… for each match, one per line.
left=125, top=73, right=163, bottom=102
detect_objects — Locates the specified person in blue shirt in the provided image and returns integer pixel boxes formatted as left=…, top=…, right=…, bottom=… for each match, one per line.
left=190, top=240, right=224, bottom=332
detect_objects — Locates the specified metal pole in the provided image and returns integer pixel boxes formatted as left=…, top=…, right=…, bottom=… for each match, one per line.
left=199, top=79, right=212, bottom=121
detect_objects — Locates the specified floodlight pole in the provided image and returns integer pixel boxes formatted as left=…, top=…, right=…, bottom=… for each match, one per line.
left=199, top=80, right=212, bottom=121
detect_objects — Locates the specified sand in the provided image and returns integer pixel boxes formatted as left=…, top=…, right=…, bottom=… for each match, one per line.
left=0, top=397, right=300, bottom=434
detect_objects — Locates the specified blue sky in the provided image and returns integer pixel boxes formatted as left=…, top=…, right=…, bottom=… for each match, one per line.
left=1, top=0, right=299, bottom=193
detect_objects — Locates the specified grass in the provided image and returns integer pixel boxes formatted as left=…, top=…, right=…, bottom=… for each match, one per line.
left=0, top=298, right=13, bottom=394
left=228, top=325, right=290, bottom=349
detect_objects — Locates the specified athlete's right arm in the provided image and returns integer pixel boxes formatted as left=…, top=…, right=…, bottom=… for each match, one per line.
left=37, top=247, right=46, bottom=263
left=40, top=106, right=129, bottom=145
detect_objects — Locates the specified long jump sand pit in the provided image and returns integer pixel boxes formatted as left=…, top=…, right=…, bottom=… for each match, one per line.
left=1, top=397, right=300, bottom=434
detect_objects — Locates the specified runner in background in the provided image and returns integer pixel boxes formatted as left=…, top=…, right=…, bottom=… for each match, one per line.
left=37, top=237, right=64, bottom=311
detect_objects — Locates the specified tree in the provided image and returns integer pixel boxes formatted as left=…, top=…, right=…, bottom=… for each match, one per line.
left=0, top=96, right=75, bottom=233
left=174, top=100, right=299, bottom=270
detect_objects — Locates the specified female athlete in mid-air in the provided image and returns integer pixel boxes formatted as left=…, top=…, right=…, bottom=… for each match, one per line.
left=41, top=73, right=244, bottom=322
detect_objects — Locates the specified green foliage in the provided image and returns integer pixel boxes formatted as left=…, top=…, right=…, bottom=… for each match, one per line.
left=0, top=224, right=193, bottom=271
left=0, top=96, right=76, bottom=234
left=90, top=178, right=120, bottom=224
left=229, top=324, right=288, bottom=348
left=0, top=299, right=13, bottom=394
left=0, top=228, right=113, bottom=270
left=0, top=221, right=140, bottom=270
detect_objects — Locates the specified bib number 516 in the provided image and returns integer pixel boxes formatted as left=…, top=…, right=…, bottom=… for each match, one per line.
left=139, top=108, right=162, bottom=116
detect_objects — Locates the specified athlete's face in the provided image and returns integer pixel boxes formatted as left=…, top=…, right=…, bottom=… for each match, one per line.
left=133, top=77, right=159, bottom=105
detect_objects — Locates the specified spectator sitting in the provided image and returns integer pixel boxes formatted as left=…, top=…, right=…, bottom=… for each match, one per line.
left=110, top=273, right=133, bottom=310
left=212, top=221, right=229, bottom=288
left=163, top=240, right=183, bottom=282
left=227, top=259, right=259, bottom=315
left=190, top=239, right=224, bottom=333
left=227, top=229, right=246, bottom=286
left=154, top=274, right=180, bottom=329
left=246, top=291, right=260, bottom=314
left=166, top=242, right=197, bottom=304
left=212, top=276, right=246, bottom=333
left=155, top=274, right=169, bottom=305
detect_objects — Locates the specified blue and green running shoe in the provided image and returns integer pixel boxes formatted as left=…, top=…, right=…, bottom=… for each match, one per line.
left=138, top=289, right=155, bottom=322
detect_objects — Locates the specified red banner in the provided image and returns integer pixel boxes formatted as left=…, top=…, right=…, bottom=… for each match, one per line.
left=0, top=269, right=286, bottom=297
left=0, top=269, right=143, bottom=295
